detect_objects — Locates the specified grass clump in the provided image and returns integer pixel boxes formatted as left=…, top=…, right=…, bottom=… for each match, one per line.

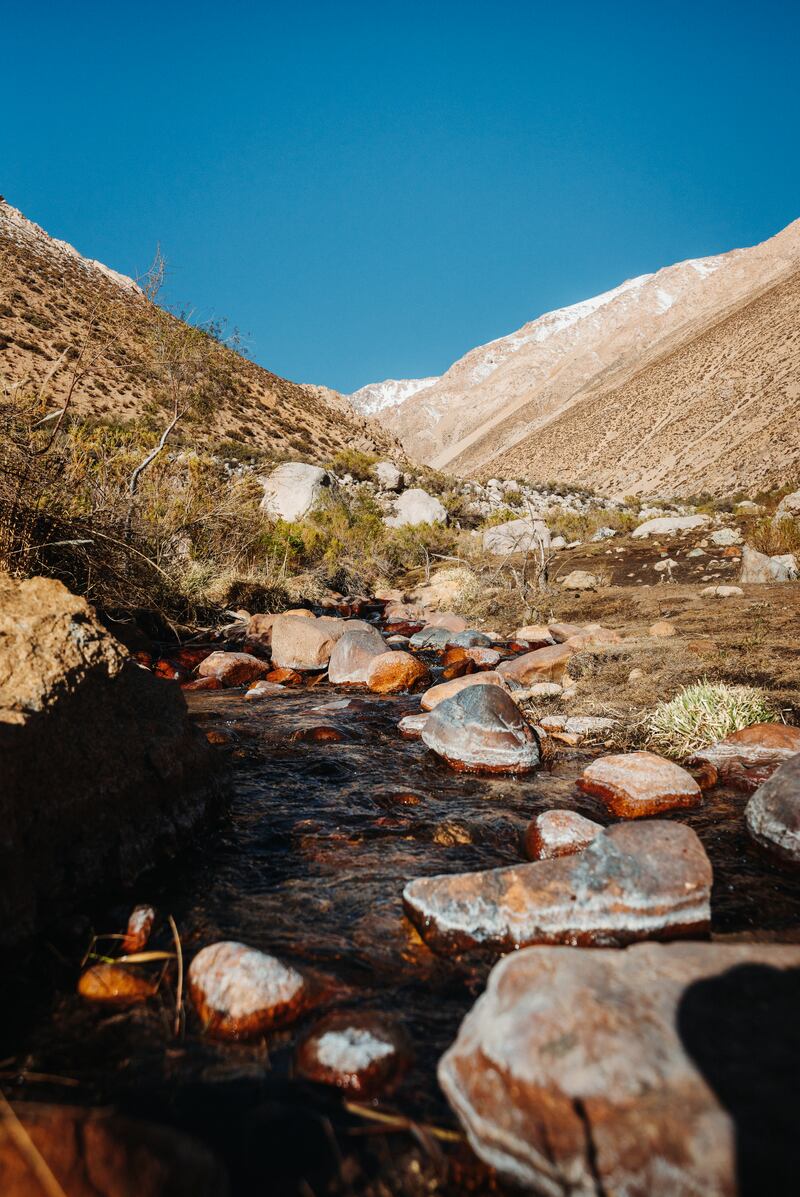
left=644, top=680, right=775, bottom=758
left=747, top=517, right=800, bottom=557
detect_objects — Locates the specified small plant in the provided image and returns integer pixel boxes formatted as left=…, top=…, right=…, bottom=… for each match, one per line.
left=645, top=680, right=775, bottom=758
left=748, top=516, right=800, bottom=557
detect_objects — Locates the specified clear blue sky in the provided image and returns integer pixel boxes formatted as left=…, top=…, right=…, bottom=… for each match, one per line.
left=3, top=1, right=799, bottom=393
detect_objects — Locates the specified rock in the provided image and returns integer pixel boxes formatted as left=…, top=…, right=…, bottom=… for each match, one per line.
left=398, top=713, right=428, bottom=738
left=328, top=626, right=387, bottom=684
left=245, top=681, right=287, bottom=701
left=513, top=624, right=555, bottom=647
left=701, top=584, right=744, bottom=597
left=774, top=489, right=800, bottom=520
left=0, top=1103, right=228, bottom=1197
left=384, top=488, right=447, bottom=527
left=521, top=681, right=563, bottom=699
left=181, top=676, right=223, bottom=692
left=447, top=629, right=492, bottom=647
left=498, top=643, right=573, bottom=684
left=270, top=615, right=336, bottom=671
left=740, top=544, right=798, bottom=583
left=421, top=684, right=541, bottom=774
left=404, top=821, right=711, bottom=954
left=265, top=666, right=304, bottom=684
left=591, top=525, right=617, bottom=541
left=628, top=667, right=645, bottom=682
left=564, top=624, right=622, bottom=650
left=188, top=941, right=306, bottom=1039
left=419, top=671, right=511, bottom=711
left=259, top=462, right=329, bottom=521
left=197, top=651, right=271, bottom=687
left=464, top=646, right=502, bottom=669
left=688, top=723, right=800, bottom=791
left=78, top=963, right=157, bottom=1005
left=408, top=626, right=452, bottom=650
left=122, top=904, right=156, bottom=953
left=561, top=569, right=600, bottom=591
left=244, top=611, right=279, bottom=651
left=295, top=1012, right=408, bottom=1096
left=632, top=514, right=710, bottom=537
left=0, top=573, right=217, bottom=948
left=563, top=715, right=619, bottom=737
left=373, top=460, right=402, bottom=490
left=424, top=611, right=469, bottom=633
left=710, top=527, right=742, bottom=546
left=578, top=751, right=701, bottom=817
left=365, top=651, right=431, bottom=694
left=438, top=940, right=800, bottom=1195
left=548, top=621, right=584, bottom=642
left=649, top=620, right=676, bottom=637
left=524, top=810, right=603, bottom=859
left=653, top=557, right=678, bottom=573
left=482, top=517, right=551, bottom=556
left=746, top=752, right=800, bottom=864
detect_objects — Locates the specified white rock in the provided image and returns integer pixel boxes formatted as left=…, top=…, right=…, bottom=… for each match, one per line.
left=701, top=585, right=744, bottom=598
left=561, top=570, right=599, bottom=591
left=740, top=544, right=798, bottom=583
left=482, top=517, right=551, bottom=556
left=774, top=490, right=800, bottom=521
left=260, top=463, right=329, bottom=522
left=384, top=488, right=447, bottom=527
left=632, top=515, right=710, bottom=538
left=710, top=527, right=742, bottom=546
left=373, top=461, right=402, bottom=491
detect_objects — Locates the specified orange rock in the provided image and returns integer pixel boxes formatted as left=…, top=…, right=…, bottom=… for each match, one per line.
left=122, top=904, right=156, bottom=953
left=78, top=963, right=157, bottom=1006
left=197, top=651, right=271, bottom=687
left=688, top=722, right=800, bottom=791
left=366, top=651, right=431, bottom=694
left=153, top=658, right=189, bottom=683
left=188, top=941, right=307, bottom=1039
left=441, top=646, right=468, bottom=665
left=524, top=810, right=604, bottom=860
left=441, top=658, right=476, bottom=680
left=291, top=725, right=344, bottom=743
left=266, top=667, right=303, bottom=685
left=577, top=751, right=702, bottom=817
left=295, top=1012, right=409, bottom=1097
left=182, top=675, right=223, bottom=691
left=420, top=671, right=510, bottom=711
left=498, top=643, right=574, bottom=685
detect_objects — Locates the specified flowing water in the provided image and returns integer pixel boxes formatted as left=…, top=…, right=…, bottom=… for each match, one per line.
left=5, top=655, right=800, bottom=1194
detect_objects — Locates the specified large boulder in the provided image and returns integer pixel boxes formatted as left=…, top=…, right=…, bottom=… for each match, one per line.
left=482, top=516, right=550, bottom=556
left=577, top=751, right=702, bottom=817
left=260, top=462, right=329, bottom=521
left=688, top=723, right=800, bottom=791
left=439, top=940, right=800, bottom=1195
left=328, top=626, right=387, bottom=684
left=498, top=643, right=574, bottom=684
left=632, top=514, right=710, bottom=538
left=0, top=574, right=218, bottom=947
left=373, top=460, right=403, bottom=491
left=773, top=489, right=800, bottom=521
left=740, top=544, right=798, bottom=583
left=0, top=1103, right=228, bottom=1196
left=269, top=615, right=337, bottom=671
left=746, top=752, right=800, bottom=865
left=365, top=650, right=431, bottom=694
left=420, top=671, right=511, bottom=711
left=421, top=683, right=540, bottom=774
left=403, top=821, right=711, bottom=955
left=384, top=488, right=447, bottom=527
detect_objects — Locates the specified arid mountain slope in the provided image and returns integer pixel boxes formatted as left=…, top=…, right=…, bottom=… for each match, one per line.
left=483, top=267, right=800, bottom=497
left=355, top=220, right=800, bottom=493
left=0, top=198, right=399, bottom=462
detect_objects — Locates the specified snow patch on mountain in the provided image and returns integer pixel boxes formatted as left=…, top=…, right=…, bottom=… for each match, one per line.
left=349, top=376, right=438, bottom=416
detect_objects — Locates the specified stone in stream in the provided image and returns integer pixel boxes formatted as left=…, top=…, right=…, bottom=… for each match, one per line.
left=421, top=684, right=541, bottom=774
left=181, top=675, right=223, bottom=692
left=441, top=658, right=476, bottom=680
left=265, top=666, right=303, bottom=685
left=402, top=820, right=711, bottom=954
left=745, top=752, right=800, bottom=865
left=269, top=615, right=337, bottom=671
left=577, top=751, right=702, bottom=817
left=78, top=963, right=158, bottom=1005
left=122, top=904, right=156, bottom=953
left=196, top=650, right=271, bottom=687
left=688, top=722, right=800, bottom=791
left=295, top=1012, right=409, bottom=1097
left=438, top=940, right=800, bottom=1196
left=524, top=809, right=604, bottom=860
left=398, top=713, right=428, bottom=738
left=365, top=650, right=431, bottom=694
left=420, top=671, right=511, bottom=711
left=447, top=629, right=493, bottom=648
left=188, top=941, right=307, bottom=1039
left=408, top=626, right=452, bottom=650
left=244, top=680, right=287, bottom=701
left=328, top=626, right=387, bottom=684
left=498, top=642, right=574, bottom=684
left=463, top=646, right=502, bottom=669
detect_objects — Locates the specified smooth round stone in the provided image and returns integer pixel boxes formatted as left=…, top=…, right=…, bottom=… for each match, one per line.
left=197, top=651, right=271, bottom=687
left=420, top=671, right=510, bottom=711
left=398, top=713, right=428, bottom=738
left=447, top=630, right=493, bottom=648
left=188, top=941, right=306, bottom=1039
left=525, top=810, right=603, bottom=860
left=365, top=650, right=431, bottom=694
left=422, top=683, right=541, bottom=774
left=577, top=751, right=701, bottom=817
left=78, top=963, right=157, bottom=1006
left=746, top=752, right=800, bottom=865
left=409, top=626, right=452, bottom=651
left=295, top=1012, right=408, bottom=1096
left=122, top=904, right=156, bottom=953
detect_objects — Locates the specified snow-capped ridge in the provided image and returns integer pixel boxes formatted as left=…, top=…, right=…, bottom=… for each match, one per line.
left=349, top=375, right=438, bottom=416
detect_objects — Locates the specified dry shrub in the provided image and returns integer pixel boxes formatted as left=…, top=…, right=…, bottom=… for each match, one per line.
left=644, top=681, right=775, bottom=758
left=748, top=516, right=800, bottom=557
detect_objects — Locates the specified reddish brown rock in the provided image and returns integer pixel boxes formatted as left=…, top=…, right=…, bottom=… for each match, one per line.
left=438, top=941, right=800, bottom=1195
left=548, top=621, right=584, bottom=642
left=154, top=658, right=189, bottom=683
left=689, top=722, right=800, bottom=791
left=269, top=615, right=336, bottom=671
left=291, top=725, right=344, bottom=744
left=328, top=626, right=387, bottom=684
left=188, top=941, right=306, bottom=1039
left=403, top=820, right=711, bottom=954
left=464, top=646, right=502, bottom=669
left=421, top=684, right=541, bottom=774
left=420, top=670, right=510, bottom=711
left=197, top=651, right=270, bottom=687
left=577, top=751, right=702, bottom=817
left=514, top=624, right=556, bottom=647
left=746, top=752, right=800, bottom=864
left=0, top=1103, right=228, bottom=1197
left=181, top=675, right=223, bottom=692
left=78, top=963, right=157, bottom=1006
left=122, top=904, right=156, bottom=953
left=498, top=642, right=574, bottom=684
left=441, top=658, right=476, bottom=680
left=266, top=666, right=303, bottom=685
left=295, top=1012, right=409, bottom=1097
left=365, top=650, right=432, bottom=694
left=524, top=809, right=603, bottom=860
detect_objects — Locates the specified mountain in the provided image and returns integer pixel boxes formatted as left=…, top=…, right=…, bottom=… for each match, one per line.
left=0, top=197, right=400, bottom=463
left=351, top=220, right=800, bottom=495
left=349, top=375, right=439, bottom=417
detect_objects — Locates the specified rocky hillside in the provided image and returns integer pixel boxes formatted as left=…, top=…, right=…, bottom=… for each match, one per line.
left=0, top=197, right=400, bottom=462
left=351, top=219, right=800, bottom=496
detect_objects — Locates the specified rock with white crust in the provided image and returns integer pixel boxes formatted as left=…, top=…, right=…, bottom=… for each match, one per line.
left=746, top=752, right=800, bottom=865
left=421, top=683, right=540, bottom=774
left=524, top=809, right=603, bottom=860
left=188, top=941, right=306, bottom=1039
left=632, top=514, right=710, bottom=538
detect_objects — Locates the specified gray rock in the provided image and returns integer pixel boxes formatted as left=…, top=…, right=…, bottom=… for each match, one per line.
left=482, top=516, right=550, bottom=556
left=260, top=462, right=329, bottom=521
left=373, top=460, right=402, bottom=491
left=710, top=527, right=742, bottom=546
left=774, top=490, right=800, bottom=521
left=740, top=544, right=798, bottom=583
left=746, top=752, right=800, bottom=864
left=384, top=488, right=447, bottom=527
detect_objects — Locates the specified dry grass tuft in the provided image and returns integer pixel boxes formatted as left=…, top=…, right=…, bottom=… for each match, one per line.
left=644, top=680, right=775, bottom=758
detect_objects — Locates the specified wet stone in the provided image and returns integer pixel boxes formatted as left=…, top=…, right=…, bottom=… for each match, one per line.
left=188, top=941, right=306, bottom=1039
left=524, top=809, right=604, bottom=860
left=689, top=722, right=800, bottom=792
left=245, top=681, right=287, bottom=701
left=577, top=750, right=702, bottom=817
left=403, top=820, right=711, bottom=955
left=398, top=713, right=428, bottom=738
left=269, top=615, right=336, bottom=671
left=420, top=670, right=510, bottom=711
left=365, top=650, right=431, bottom=694
left=746, top=752, right=800, bottom=865
left=295, top=1012, right=409, bottom=1097
left=421, top=683, right=541, bottom=774
left=78, top=963, right=157, bottom=1006
left=328, top=626, right=387, bottom=684
left=197, top=651, right=271, bottom=687
left=122, top=904, right=156, bottom=953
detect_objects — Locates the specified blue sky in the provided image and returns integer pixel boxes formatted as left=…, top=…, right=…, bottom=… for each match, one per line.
left=3, top=1, right=799, bottom=393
